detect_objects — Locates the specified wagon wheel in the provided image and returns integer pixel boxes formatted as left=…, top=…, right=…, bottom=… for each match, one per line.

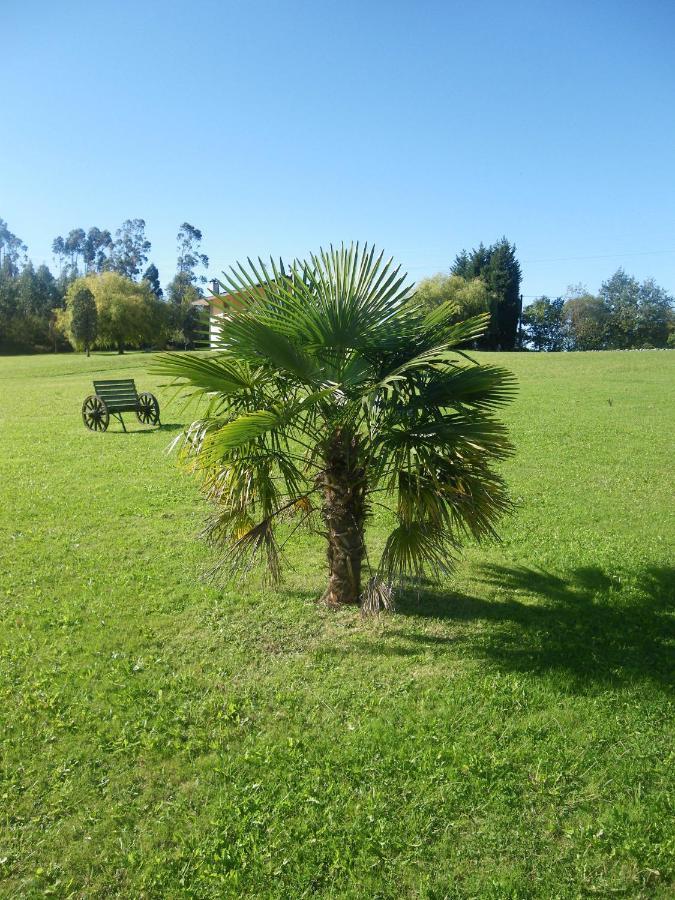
left=82, top=395, right=109, bottom=432
left=136, top=392, right=160, bottom=426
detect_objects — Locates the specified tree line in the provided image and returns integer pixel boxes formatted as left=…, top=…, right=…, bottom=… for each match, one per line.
left=2, top=221, right=673, bottom=354
left=0, top=217, right=209, bottom=353
left=416, top=238, right=674, bottom=351
left=520, top=273, right=674, bottom=350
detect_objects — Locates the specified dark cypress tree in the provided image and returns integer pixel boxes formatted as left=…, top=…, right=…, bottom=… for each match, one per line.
left=452, top=238, right=522, bottom=350
left=143, top=263, right=163, bottom=299
left=35, top=264, right=62, bottom=312
left=69, top=284, right=98, bottom=356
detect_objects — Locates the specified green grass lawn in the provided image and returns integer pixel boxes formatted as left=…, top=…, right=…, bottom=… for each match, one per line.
left=1, top=349, right=673, bottom=898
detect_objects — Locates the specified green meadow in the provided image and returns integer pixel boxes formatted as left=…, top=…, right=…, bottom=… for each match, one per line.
left=0, top=350, right=673, bottom=898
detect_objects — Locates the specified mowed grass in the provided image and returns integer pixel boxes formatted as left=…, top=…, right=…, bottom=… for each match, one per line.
left=0, top=349, right=673, bottom=899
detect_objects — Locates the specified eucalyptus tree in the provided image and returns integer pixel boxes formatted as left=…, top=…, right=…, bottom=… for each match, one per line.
left=155, top=244, right=516, bottom=610
left=176, top=222, right=209, bottom=283
left=84, top=227, right=113, bottom=272
left=0, top=218, right=27, bottom=273
left=166, top=223, right=209, bottom=347
left=111, top=219, right=151, bottom=280
left=52, top=228, right=86, bottom=277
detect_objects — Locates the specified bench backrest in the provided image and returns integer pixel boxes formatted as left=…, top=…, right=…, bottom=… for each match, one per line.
left=93, top=379, right=139, bottom=412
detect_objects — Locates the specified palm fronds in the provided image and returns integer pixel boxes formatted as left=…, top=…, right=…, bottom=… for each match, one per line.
left=154, top=243, right=517, bottom=606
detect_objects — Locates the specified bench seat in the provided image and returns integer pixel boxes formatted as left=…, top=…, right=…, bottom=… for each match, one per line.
left=93, top=379, right=139, bottom=412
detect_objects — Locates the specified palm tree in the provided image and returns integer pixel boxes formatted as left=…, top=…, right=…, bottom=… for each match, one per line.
left=154, top=244, right=516, bottom=610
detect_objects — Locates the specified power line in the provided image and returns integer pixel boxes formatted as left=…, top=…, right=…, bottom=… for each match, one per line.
left=522, top=248, right=675, bottom=263
left=402, top=247, right=675, bottom=271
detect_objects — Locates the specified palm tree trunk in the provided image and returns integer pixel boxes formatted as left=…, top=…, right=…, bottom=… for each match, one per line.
left=320, top=430, right=366, bottom=606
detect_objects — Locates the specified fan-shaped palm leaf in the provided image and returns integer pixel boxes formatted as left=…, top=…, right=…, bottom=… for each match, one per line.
left=154, top=243, right=516, bottom=611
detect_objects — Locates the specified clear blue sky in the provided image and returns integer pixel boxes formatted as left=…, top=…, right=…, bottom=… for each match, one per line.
left=2, top=0, right=674, bottom=300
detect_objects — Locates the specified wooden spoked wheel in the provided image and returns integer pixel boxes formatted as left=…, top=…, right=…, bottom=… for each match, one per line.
left=136, top=392, right=160, bottom=426
left=82, top=395, right=110, bottom=432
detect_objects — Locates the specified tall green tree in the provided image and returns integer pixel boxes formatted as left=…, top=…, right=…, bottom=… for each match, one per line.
left=177, top=222, right=209, bottom=282
left=84, top=227, right=113, bottom=272
left=143, top=263, right=163, bottom=299
left=52, top=228, right=87, bottom=278
left=563, top=293, right=609, bottom=350
left=593, top=269, right=673, bottom=349
left=35, top=264, right=63, bottom=312
left=0, top=219, right=24, bottom=343
left=67, top=283, right=98, bottom=356
left=111, top=219, right=151, bottom=280
left=599, top=269, right=639, bottom=349
left=0, top=218, right=27, bottom=274
left=521, top=296, right=566, bottom=351
left=53, top=226, right=113, bottom=276
left=166, top=223, right=209, bottom=348
left=0, top=259, right=19, bottom=348
left=0, top=221, right=63, bottom=352
left=17, top=262, right=39, bottom=315
left=166, top=273, right=204, bottom=348
left=635, top=279, right=674, bottom=347
left=452, top=238, right=522, bottom=350
left=155, top=244, right=515, bottom=610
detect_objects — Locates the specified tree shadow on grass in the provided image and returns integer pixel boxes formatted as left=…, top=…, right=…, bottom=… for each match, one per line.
left=388, top=564, right=675, bottom=691
left=103, top=422, right=185, bottom=435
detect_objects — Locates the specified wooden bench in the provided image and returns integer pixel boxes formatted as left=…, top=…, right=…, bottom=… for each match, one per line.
left=81, top=379, right=160, bottom=432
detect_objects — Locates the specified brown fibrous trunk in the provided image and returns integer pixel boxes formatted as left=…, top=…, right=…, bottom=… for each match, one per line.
left=319, top=429, right=367, bottom=607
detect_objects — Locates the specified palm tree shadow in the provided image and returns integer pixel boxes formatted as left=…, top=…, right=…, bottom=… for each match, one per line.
left=392, top=565, right=674, bottom=691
